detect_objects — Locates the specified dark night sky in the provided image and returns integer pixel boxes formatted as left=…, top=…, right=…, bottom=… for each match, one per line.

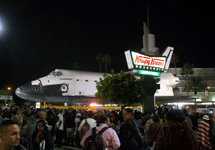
left=0, top=0, right=214, bottom=90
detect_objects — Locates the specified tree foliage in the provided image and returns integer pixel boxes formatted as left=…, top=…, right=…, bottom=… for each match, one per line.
left=171, top=54, right=180, bottom=75
left=183, top=76, right=206, bottom=95
left=180, top=63, right=194, bottom=96
left=96, top=70, right=150, bottom=105
left=96, top=53, right=103, bottom=72
left=101, top=54, right=112, bottom=73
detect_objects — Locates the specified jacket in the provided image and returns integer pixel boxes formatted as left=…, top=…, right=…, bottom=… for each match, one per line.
left=20, top=128, right=33, bottom=150
left=32, top=130, right=53, bottom=150
left=13, top=144, right=27, bottom=150
left=119, top=118, right=142, bottom=150
left=27, top=116, right=37, bottom=136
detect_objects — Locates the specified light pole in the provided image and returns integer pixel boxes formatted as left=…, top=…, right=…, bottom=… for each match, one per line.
left=205, top=86, right=210, bottom=110
left=5, top=86, right=12, bottom=105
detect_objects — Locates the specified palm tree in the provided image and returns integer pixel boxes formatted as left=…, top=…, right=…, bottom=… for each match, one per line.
left=102, top=54, right=112, bottom=73
left=96, top=53, right=103, bottom=72
left=185, top=76, right=206, bottom=112
left=171, top=54, right=180, bottom=75
left=73, top=62, right=80, bottom=70
left=180, top=63, right=194, bottom=96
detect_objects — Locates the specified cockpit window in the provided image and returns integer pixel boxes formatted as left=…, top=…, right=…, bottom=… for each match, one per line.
left=50, top=71, right=63, bottom=77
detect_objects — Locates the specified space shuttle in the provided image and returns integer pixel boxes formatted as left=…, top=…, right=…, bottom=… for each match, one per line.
left=15, top=23, right=179, bottom=102
left=15, top=70, right=107, bottom=102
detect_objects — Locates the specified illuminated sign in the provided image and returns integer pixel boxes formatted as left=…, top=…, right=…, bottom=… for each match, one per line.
left=138, top=70, right=161, bottom=76
left=36, top=102, right=40, bottom=108
left=125, top=50, right=166, bottom=72
left=125, top=47, right=174, bottom=76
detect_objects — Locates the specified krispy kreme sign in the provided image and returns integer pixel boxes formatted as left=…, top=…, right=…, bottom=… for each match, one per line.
left=125, top=50, right=166, bottom=72
left=132, top=52, right=166, bottom=68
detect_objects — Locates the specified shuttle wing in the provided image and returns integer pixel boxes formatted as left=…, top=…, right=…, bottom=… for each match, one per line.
left=162, top=47, right=174, bottom=71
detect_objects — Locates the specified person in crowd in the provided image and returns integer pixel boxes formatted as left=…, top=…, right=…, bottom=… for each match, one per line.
left=46, top=110, right=59, bottom=145
left=12, top=115, right=33, bottom=150
left=155, top=110, right=199, bottom=150
left=119, top=108, right=144, bottom=150
left=196, top=114, right=212, bottom=149
left=74, top=113, right=81, bottom=136
left=94, top=108, right=104, bottom=120
left=65, top=111, right=76, bottom=146
left=209, top=113, right=215, bottom=149
left=191, top=112, right=199, bottom=131
left=198, top=113, right=203, bottom=124
left=114, top=118, right=122, bottom=136
left=156, top=106, right=163, bottom=115
left=0, top=119, right=26, bottom=150
left=55, top=109, right=64, bottom=148
left=78, top=110, right=97, bottom=132
left=74, top=113, right=81, bottom=148
left=182, top=109, right=193, bottom=129
left=21, top=119, right=28, bottom=131
left=148, top=114, right=164, bottom=148
left=144, top=112, right=153, bottom=131
left=32, top=119, right=53, bottom=150
left=2, top=110, right=13, bottom=119
left=23, top=109, right=37, bottom=136
left=80, top=114, right=120, bottom=149
left=159, top=112, right=168, bottom=133
left=109, top=115, right=116, bottom=129
left=37, top=110, right=46, bottom=120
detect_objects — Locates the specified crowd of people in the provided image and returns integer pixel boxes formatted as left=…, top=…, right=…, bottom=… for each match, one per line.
left=1, top=104, right=215, bottom=150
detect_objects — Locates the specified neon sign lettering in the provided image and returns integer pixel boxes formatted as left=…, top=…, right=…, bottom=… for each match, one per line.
left=132, top=52, right=166, bottom=69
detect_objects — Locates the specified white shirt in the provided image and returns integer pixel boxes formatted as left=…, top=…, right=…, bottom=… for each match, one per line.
left=78, top=118, right=96, bottom=131
left=56, top=113, right=64, bottom=130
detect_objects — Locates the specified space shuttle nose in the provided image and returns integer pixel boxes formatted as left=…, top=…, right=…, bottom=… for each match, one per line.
left=15, top=87, right=21, bottom=95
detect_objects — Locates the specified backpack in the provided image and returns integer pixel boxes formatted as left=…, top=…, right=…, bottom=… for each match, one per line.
left=84, top=127, right=109, bottom=150
left=79, top=119, right=91, bottom=139
left=130, top=119, right=149, bottom=150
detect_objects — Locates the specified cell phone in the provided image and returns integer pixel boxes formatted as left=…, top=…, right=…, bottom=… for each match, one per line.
left=208, top=109, right=213, bottom=114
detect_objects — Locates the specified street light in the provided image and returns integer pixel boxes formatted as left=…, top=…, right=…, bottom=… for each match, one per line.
left=205, top=86, right=210, bottom=110
left=0, top=17, right=6, bottom=37
left=7, top=87, right=11, bottom=91
left=0, top=16, right=9, bottom=40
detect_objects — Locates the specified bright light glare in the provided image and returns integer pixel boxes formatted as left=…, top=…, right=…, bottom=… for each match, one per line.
left=0, top=24, right=2, bottom=32
left=90, top=103, right=98, bottom=107
left=0, top=16, right=7, bottom=37
left=196, top=99, right=201, bottom=102
left=212, top=97, right=215, bottom=101
left=198, top=102, right=213, bottom=105
left=0, top=18, right=4, bottom=33
left=167, top=102, right=195, bottom=105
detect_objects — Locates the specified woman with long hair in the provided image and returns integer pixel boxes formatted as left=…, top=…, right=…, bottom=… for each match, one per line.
left=155, top=110, right=199, bottom=150
left=32, top=119, right=53, bottom=150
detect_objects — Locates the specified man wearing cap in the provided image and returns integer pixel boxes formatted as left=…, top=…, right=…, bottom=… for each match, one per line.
left=197, top=114, right=212, bottom=149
